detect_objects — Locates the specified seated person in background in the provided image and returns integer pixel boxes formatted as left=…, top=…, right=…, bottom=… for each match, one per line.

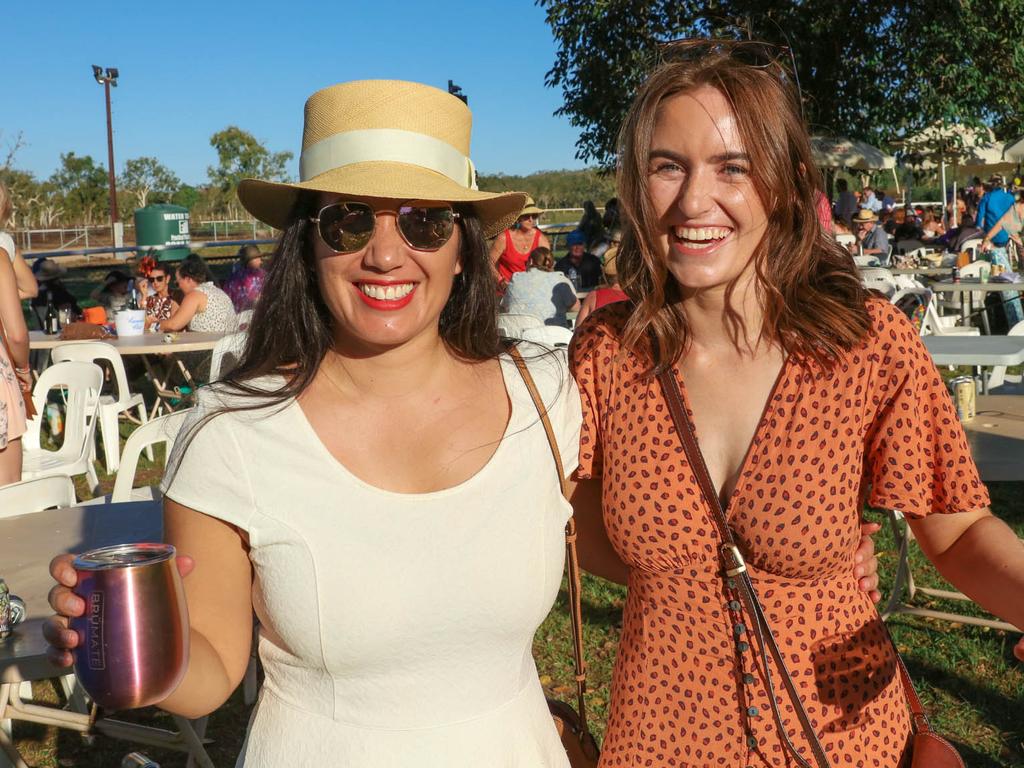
left=920, top=210, right=946, bottom=240
left=940, top=213, right=983, bottom=253
left=136, top=256, right=178, bottom=325
left=833, top=219, right=852, bottom=237
left=90, top=269, right=131, bottom=319
left=554, top=230, right=602, bottom=290
left=500, top=247, right=579, bottom=328
left=849, top=209, right=890, bottom=260
left=894, top=211, right=923, bottom=241
left=30, top=258, right=81, bottom=324
left=223, top=244, right=266, bottom=312
left=575, top=247, right=627, bottom=327
left=159, top=253, right=238, bottom=334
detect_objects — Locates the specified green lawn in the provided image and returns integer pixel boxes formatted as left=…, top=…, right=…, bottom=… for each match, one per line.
left=11, top=422, right=1024, bottom=767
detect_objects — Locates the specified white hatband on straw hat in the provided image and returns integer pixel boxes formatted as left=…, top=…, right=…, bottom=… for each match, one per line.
left=237, top=80, right=528, bottom=238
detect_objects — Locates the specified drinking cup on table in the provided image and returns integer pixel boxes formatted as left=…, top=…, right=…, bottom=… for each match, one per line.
left=980, top=263, right=990, bottom=283
left=70, top=543, right=189, bottom=710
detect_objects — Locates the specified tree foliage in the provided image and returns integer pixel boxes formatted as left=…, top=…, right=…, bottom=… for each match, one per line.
left=478, top=168, right=616, bottom=208
left=120, top=156, right=181, bottom=209
left=539, top=0, right=1024, bottom=167
left=48, top=152, right=109, bottom=225
left=207, top=126, right=293, bottom=216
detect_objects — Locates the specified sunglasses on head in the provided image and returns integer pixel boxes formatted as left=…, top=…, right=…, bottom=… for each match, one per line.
left=658, top=37, right=804, bottom=120
left=310, top=201, right=461, bottom=254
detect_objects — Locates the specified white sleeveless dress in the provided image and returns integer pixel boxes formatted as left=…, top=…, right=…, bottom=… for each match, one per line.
left=163, top=345, right=580, bottom=767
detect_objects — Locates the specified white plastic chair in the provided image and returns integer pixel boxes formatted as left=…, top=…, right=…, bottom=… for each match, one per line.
left=210, top=331, right=247, bottom=381
left=835, top=233, right=856, bottom=247
left=985, top=320, right=1024, bottom=390
left=960, top=238, right=983, bottom=262
left=496, top=312, right=544, bottom=338
left=112, top=409, right=191, bottom=502
left=236, top=308, right=254, bottom=330
left=21, top=361, right=103, bottom=499
left=860, top=267, right=898, bottom=297
left=51, top=341, right=150, bottom=473
left=519, top=325, right=574, bottom=347
left=0, top=476, right=76, bottom=519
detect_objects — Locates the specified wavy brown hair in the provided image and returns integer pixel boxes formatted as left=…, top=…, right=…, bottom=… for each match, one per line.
left=615, top=51, right=871, bottom=373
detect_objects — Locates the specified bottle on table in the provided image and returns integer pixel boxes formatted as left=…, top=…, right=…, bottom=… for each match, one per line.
left=127, top=279, right=141, bottom=311
left=44, top=289, right=61, bottom=335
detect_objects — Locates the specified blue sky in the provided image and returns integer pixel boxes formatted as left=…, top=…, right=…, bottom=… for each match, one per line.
left=6, top=0, right=587, bottom=186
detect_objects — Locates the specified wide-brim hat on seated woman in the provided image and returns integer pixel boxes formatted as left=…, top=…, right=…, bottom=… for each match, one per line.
left=519, top=196, right=543, bottom=217
left=237, top=80, right=527, bottom=238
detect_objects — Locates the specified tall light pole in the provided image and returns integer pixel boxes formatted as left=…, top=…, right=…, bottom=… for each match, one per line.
left=92, top=65, right=121, bottom=248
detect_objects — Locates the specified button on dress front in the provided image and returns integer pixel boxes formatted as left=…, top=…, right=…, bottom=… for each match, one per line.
left=570, top=299, right=989, bottom=767
left=163, top=347, right=581, bottom=767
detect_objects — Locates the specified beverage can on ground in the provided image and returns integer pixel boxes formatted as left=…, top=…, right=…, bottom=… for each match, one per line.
left=948, top=376, right=976, bottom=421
left=0, top=578, right=10, bottom=639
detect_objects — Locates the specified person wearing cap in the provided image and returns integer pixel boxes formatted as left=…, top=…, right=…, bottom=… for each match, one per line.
left=223, top=244, right=267, bottom=313
left=500, top=246, right=579, bottom=327
left=489, top=196, right=551, bottom=289
left=554, top=229, right=603, bottom=290
left=574, top=246, right=627, bottom=327
left=44, top=79, right=593, bottom=767
left=849, top=208, right=890, bottom=260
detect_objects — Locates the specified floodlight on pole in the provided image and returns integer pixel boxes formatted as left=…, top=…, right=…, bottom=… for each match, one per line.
left=447, top=80, right=468, bottom=105
left=92, top=65, right=120, bottom=247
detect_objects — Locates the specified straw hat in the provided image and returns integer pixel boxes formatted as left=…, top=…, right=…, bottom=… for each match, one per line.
left=237, top=80, right=527, bottom=238
left=603, top=247, right=619, bottom=278
left=852, top=209, right=878, bottom=223
left=519, top=196, right=543, bottom=217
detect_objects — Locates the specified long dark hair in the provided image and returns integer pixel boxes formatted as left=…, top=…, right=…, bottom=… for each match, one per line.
left=210, top=193, right=503, bottom=413
left=615, top=53, right=871, bottom=373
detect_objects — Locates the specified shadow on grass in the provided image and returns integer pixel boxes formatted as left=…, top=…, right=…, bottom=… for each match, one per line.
left=901, top=651, right=1024, bottom=767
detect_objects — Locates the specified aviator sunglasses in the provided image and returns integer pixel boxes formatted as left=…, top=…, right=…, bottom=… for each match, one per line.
left=310, top=201, right=461, bottom=254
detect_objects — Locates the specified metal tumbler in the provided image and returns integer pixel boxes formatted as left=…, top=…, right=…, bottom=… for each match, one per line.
left=70, top=543, right=189, bottom=710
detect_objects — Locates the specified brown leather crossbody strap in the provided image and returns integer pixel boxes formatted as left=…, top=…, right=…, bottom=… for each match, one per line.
left=508, top=346, right=591, bottom=735
left=656, top=366, right=832, bottom=768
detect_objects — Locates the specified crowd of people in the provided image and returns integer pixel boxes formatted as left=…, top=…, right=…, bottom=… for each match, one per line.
left=36, top=52, right=1024, bottom=768
left=0, top=35, right=1017, bottom=768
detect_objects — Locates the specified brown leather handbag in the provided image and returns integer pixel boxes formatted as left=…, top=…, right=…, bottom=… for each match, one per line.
left=656, top=366, right=962, bottom=768
left=510, top=347, right=600, bottom=768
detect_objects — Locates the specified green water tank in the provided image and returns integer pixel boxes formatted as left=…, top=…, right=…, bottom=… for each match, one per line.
left=134, top=204, right=190, bottom=261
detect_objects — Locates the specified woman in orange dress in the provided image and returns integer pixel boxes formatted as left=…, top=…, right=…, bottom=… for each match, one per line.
left=568, top=42, right=1024, bottom=767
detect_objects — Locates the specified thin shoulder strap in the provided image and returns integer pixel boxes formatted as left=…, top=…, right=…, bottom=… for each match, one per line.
left=507, top=345, right=590, bottom=736
left=656, top=364, right=831, bottom=768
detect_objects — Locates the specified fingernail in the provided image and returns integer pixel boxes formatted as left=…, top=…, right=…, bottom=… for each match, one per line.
left=855, top=553, right=863, bottom=563
left=854, top=566, right=864, bottom=577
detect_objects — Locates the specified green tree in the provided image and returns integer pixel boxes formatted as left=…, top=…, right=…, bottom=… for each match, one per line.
left=48, top=152, right=108, bottom=225
left=207, top=126, right=293, bottom=217
left=171, top=184, right=202, bottom=211
left=539, top=0, right=1024, bottom=166
left=120, top=156, right=180, bottom=210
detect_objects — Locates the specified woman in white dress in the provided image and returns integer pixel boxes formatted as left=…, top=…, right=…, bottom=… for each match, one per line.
left=44, top=80, right=579, bottom=767
left=44, top=80, right=881, bottom=766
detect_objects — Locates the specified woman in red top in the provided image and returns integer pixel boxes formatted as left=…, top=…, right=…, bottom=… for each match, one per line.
left=575, top=245, right=627, bottom=326
left=490, top=196, right=550, bottom=288
left=568, top=42, right=1024, bottom=767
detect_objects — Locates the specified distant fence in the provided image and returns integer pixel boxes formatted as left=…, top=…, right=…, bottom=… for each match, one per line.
left=16, top=219, right=276, bottom=255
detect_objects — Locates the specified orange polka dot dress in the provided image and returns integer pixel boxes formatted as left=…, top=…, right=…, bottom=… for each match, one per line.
left=569, top=298, right=989, bottom=767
